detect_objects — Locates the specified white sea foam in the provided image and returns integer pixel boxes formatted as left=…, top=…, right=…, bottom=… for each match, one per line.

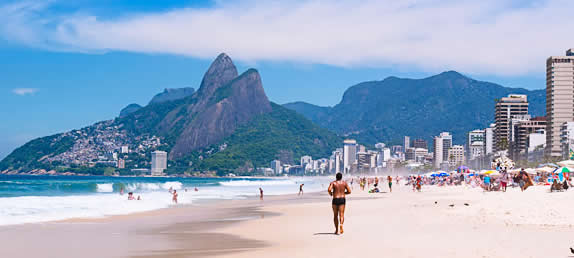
left=219, top=179, right=297, bottom=187
left=96, top=183, right=113, bottom=192
left=122, top=181, right=183, bottom=192
left=0, top=191, right=192, bottom=226
left=0, top=177, right=330, bottom=226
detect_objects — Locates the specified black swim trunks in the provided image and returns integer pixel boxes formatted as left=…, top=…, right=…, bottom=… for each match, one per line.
left=332, top=198, right=346, bottom=206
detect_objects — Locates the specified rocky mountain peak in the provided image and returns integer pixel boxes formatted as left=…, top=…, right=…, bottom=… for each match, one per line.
left=197, top=53, right=238, bottom=97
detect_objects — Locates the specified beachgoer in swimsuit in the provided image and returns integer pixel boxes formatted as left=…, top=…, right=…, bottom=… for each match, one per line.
left=387, top=175, right=393, bottom=193
left=259, top=187, right=264, bottom=200
left=328, top=173, right=351, bottom=235
left=299, top=184, right=304, bottom=196
left=172, top=190, right=178, bottom=204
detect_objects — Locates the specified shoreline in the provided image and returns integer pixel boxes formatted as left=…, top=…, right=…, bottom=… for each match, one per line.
left=0, top=191, right=329, bottom=258
left=3, top=184, right=574, bottom=257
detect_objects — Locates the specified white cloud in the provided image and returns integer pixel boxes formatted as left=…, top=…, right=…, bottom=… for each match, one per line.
left=12, top=88, right=38, bottom=96
left=0, top=0, right=573, bottom=76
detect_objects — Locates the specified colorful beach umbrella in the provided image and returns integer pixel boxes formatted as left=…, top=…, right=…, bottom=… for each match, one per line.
left=558, top=160, right=574, bottom=168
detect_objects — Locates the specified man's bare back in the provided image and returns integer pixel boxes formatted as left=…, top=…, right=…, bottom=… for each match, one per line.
left=329, top=180, right=350, bottom=199
left=328, top=173, right=351, bottom=235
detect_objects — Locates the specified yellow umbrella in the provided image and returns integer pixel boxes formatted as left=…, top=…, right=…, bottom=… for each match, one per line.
left=483, top=170, right=500, bottom=176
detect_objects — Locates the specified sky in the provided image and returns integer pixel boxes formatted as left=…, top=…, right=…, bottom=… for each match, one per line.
left=1, top=0, right=573, bottom=159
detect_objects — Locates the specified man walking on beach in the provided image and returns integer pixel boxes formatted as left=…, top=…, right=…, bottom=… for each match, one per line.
left=328, top=173, right=351, bottom=235
left=299, top=184, right=304, bottom=196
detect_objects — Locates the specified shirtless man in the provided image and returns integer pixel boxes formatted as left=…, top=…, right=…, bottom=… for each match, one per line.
left=328, top=173, right=351, bottom=235
left=299, top=184, right=304, bottom=196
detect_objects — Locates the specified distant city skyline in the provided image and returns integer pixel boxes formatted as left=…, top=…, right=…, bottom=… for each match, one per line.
left=1, top=0, right=573, bottom=159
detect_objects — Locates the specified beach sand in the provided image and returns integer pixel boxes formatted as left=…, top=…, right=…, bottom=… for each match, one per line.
left=1, top=183, right=573, bottom=257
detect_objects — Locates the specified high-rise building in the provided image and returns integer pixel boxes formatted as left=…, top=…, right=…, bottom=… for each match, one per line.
left=561, top=122, right=574, bottom=159
left=357, top=152, right=372, bottom=172
left=300, top=155, right=312, bottom=167
left=270, top=160, right=282, bottom=175
left=509, top=114, right=532, bottom=159
left=343, top=139, right=357, bottom=174
left=411, top=139, right=428, bottom=149
left=468, top=129, right=485, bottom=161
left=433, top=132, right=452, bottom=168
left=404, top=136, right=410, bottom=150
left=484, top=123, right=495, bottom=155
left=514, top=117, right=546, bottom=157
left=448, top=145, right=465, bottom=167
left=406, top=148, right=428, bottom=163
left=405, top=147, right=416, bottom=161
left=151, top=151, right=167, bottom=176
left=391, top=145, right=403, bottom=155
left=495, top=94, right=529, bottom=153
left=546, top=49, right=574, bottom=157
left=330, top=149, right=343, bottom=174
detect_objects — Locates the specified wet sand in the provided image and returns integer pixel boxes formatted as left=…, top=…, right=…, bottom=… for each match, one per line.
left=2, top=184, right=574, bottom=258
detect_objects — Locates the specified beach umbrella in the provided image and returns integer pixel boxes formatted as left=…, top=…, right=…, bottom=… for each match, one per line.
left=438, top=172, right=449, bottom=177
left=483, top=170, right=500, bottom=176
left=558, top=160, right=574, bottom=168
left=539, top=163, right=559, bottom=168
left=554, top=167, right=570, bottom=182
left=457, top=166, right=469, bottom=173
left=524, top=168, right=537, bottom=175
left=536, top=166, right=556, bottom=173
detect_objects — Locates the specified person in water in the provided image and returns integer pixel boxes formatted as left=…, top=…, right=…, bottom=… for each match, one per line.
left=259, top=187, right=264, bottom=200
left=172, top=190, right=178, bottom=204
left=299, top=184, right=304, bottom=196
left=328, top=172, right=351, bottom=235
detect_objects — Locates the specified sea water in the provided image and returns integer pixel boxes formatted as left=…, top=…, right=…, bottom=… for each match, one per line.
left=0, top=175, right=330, bottom=226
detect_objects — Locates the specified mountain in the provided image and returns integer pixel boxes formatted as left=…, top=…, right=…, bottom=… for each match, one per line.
left=119, top=103, right=142, bottom=117
left=284, top=71, right=545, bottom=146
left=118, top=87, right=195, bottom=117
left=149, top=87, right=195, bottom=105
left=0, top=54, right=341, bottom=174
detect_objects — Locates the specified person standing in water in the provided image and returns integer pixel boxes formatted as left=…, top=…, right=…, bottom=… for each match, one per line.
left=328, top=173, right=351, bottom=235
left=172, top=190, right=178, bottom=204
left=259, top=187, right=264, bottom=200
left=299, top=184, right=304, bottom=196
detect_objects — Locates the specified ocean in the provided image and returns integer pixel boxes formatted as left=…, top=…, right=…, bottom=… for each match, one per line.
left=0, top=175, right=330, bottom=226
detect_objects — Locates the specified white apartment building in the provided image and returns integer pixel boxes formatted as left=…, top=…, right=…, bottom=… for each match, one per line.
left=468, top=129, right=485, bottom=160
left=343, top=139, right=357, bottom=173
left=561, top=122, right=574, bottom=159
left=270, top=160, right=282, bottom=175
left=151, top=151, right=167, bottom=176
left=433, top=132, right=452, bottom=169
left=448, top=145, right=465, bottom=167
left=484, top=124, right=495, bottom=155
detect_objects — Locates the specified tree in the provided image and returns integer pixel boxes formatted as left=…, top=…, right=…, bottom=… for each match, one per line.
left=104, top=167, right=116, bottom=176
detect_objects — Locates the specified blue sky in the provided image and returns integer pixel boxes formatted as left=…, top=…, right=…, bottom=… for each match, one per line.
left=1, top=0, right=573, bottom=159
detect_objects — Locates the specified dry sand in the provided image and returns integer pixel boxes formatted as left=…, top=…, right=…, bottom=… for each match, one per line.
left=1, top=183, right=573, bottom=258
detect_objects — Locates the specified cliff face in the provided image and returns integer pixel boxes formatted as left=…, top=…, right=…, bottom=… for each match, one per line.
left=168, top=66, right=271, bottom=159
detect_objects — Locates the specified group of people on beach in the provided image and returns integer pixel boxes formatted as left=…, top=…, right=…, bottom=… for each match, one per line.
left=351, top=176, right=394, bottom=193
left=119, top=186, right=202, bottom=204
